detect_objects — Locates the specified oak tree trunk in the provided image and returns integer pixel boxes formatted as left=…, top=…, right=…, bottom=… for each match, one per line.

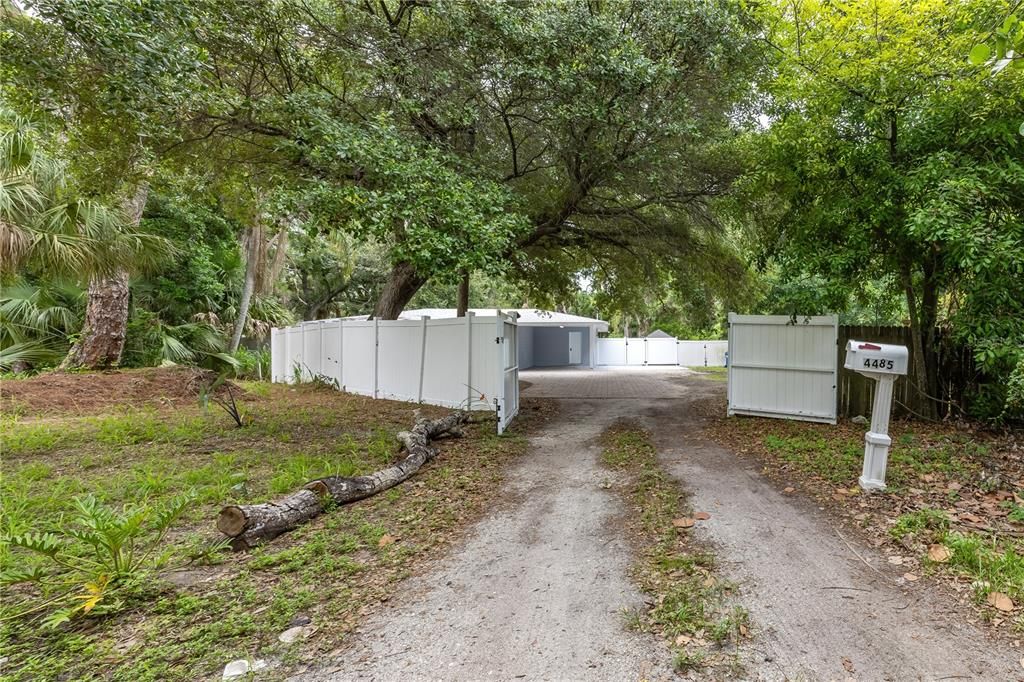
left=61, top=184, right=148, bottom=370
left=217, top=411, right=470, bottom=549
left=372, top=260, right=427, bottom=320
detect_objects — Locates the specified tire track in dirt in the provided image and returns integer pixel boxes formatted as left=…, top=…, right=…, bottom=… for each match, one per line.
left=301, top=397, right=673, bottom=681
left=637, top=380, right=1023, bottom=681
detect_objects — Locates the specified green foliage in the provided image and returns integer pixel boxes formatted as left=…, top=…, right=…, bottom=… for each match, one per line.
left=198, top=374, right=245, bottom=428
left=231, top=348, right=270, bottom=381
left=134, top=194, right=243, bottom=324
left=738, top=0, right=1024, bottom=418
left=890, top=509, right=950, bottom=544
left=941, top=533, right=1024, bottom=602
left=1, top=491, right=195, bottom=627
left=969, top=12, right=1024, bottom=74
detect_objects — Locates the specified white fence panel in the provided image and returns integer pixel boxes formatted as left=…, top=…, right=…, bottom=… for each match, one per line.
left=270, top=314, right=516, bottom=429
left=301, top=321, right=322, bottom=379
left=597, top=338, right=626, bottom=365
left=420, top=318, right=470, bottom=408
left=319, top=320, right=343, bottom=385
left=377, top=320, right=423, bottom=402
left=626, top=339, right=646, bottom=365
left=469, top=315, right=502, bottom=409
left=285, top=327, right=304, bottom=382
left=646, top=338, right=677, bottom=365
left=270, top=329, right=286, bottom=382
left=706, top=341, right=728, bottom=366
left=727, top=314, right=838, bottom=424
left=498, top=314, right=519, bottom=434
left=677, top=341, right=705, bottom=366
left=677, top=340, right=729, bottom=367
left=341, top=321, right=376, bottom=397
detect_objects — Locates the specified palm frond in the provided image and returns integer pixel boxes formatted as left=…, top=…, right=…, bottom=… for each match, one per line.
left=0, top=340, right=63, bottom=371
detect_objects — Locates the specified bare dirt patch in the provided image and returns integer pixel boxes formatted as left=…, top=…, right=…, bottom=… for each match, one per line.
left=300, top=397, right=672, bottom=682
left=1, top=366, right=242, bottom=416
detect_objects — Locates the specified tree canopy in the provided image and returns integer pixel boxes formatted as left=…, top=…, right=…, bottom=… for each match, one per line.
left=1, top=0, right=1022, bottom=417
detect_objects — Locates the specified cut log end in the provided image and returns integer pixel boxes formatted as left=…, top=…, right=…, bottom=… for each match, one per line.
left=304, top=480, right=330, bottom=497
left=217, top=505, right=248, bottom=537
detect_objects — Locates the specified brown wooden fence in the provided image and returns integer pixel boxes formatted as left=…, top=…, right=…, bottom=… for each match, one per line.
left=836, top=325, right=975, bottom=419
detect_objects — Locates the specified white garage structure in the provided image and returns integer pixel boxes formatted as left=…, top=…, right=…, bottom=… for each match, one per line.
left=393, top=309, right=609, bottom=370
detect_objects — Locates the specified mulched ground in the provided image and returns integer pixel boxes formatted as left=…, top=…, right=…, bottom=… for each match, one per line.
left=1, top=366, right=242, bottom=416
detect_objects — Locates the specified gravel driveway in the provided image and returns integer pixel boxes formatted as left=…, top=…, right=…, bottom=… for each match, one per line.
left=298, top=367, right=1021, bottom=682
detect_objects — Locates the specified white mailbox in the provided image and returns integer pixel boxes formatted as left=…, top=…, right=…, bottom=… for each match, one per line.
left=844, top=339, right=910, bottom=491
left=844, top=341, right=909, bottom=376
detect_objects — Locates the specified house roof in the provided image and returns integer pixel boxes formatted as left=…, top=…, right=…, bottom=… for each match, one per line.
left=342, top=308, right=608, bottom=331
left=645, top=329, right=674, bottom=338
left=402, top=308, right=609, bottom=330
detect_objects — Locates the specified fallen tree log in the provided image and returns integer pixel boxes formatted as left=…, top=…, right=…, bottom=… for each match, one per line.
left=217, top=411, right=471, bottom=550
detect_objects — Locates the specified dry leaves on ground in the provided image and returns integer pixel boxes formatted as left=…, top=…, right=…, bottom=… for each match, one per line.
left=927, top=544, right=952, bottom=563
left=988, top=592, right=1015, bottom=613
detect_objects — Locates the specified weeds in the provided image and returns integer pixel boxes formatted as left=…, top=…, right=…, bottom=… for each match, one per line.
left=601, top=422, right=747, bottom=675
left=1, top=492, right=195, bottom=627
left=0, top=381, right=526, bottom=681
left=199, top=374, right=246, bottom=427
left=890, top=508, right=949, bottom=544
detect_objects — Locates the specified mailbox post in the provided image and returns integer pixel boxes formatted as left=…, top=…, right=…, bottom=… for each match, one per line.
left=843, top=340, right=909, bottom=491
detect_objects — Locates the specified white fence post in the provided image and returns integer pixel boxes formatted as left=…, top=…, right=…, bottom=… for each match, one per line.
left=297, top=325, right=306, bottom=380
left=417, top=315, right=429, bottom=403
left=466, top=311, right=474, bottom=406
left=372, top=317, right=379, bottom=399
left=338, top=319, right=345, bottom=389
left=319, top=320, right=327, bottom=376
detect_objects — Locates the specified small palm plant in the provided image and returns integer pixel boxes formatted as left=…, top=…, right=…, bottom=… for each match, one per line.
left=1, top=491, right=195, bottom=628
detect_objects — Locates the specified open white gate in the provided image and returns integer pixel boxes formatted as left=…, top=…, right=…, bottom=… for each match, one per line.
left=727, top=314, right=838, bottom=424
left=497, top=313, right=519, bottom=434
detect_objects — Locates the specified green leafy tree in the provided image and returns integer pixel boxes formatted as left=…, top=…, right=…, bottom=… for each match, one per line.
left=2, top=0, right=208, bottom=367
left=740, top=0, right=1024, bottom=417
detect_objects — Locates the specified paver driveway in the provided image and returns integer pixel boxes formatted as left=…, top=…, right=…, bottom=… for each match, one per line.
left=518, top=365, right=696, bottom=398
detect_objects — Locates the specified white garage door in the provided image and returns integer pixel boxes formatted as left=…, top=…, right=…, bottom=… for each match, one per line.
left=727, top=314, right=838, bottom=424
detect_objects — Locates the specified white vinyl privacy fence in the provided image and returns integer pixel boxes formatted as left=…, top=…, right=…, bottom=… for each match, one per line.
left=271, top=312, right=520, bottom=433
left=727, top=314, right=838, bottom=424
left=596, top=337, right=728, bottom=367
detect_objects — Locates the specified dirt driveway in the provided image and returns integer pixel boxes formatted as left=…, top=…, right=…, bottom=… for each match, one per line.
left=300, top=368, right=1021, bottom=681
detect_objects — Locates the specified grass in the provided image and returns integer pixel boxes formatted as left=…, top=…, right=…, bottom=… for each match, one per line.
left=893, top=508, right=1024, bottom=613
left=687, top=366, right=728, bottom=381
left=759, top=429, right=980, bottom=491
left=0, top=380, right=528, bottom=681
left=601, top=422, right=747, bottom=675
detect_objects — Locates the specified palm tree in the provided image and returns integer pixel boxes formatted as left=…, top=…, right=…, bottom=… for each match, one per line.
left=0, top=113, right=171, bottom=369
left=0, top=280, right=82, bottom=372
